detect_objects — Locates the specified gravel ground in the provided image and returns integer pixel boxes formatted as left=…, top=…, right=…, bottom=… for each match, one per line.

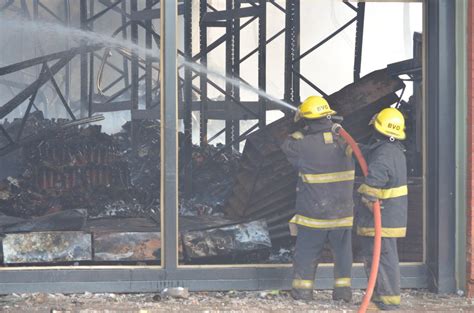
left=0, top=289, right=473, bottom=313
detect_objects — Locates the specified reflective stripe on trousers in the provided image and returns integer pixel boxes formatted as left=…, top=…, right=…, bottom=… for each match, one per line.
left=290, top=214, right=353, bottom=229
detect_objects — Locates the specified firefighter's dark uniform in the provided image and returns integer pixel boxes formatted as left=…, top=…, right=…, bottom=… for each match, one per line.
left=281, top=118, right=355, bottom=297
left=357, top=138, right=408, bottom=308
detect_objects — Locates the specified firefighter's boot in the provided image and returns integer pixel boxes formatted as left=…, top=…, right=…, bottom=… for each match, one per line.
left=291, top=288, right=313, bottom=301
left=332, top=287, right=352, bottom=302
left=374, top=302, right=400, bottom=311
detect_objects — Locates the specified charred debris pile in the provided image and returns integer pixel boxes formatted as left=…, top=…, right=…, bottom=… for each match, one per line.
left=0, top=113, right=239, bottom=220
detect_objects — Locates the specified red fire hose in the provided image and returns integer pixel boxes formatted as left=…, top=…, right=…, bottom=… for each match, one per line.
left=333, top=124, right=382, bottom=313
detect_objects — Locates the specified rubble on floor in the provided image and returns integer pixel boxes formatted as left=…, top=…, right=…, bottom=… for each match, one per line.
left=0, top=290, right=472, bottom=313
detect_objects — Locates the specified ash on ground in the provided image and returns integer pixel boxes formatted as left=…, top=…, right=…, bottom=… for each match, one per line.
left=0, top=289, right=472, bottom=313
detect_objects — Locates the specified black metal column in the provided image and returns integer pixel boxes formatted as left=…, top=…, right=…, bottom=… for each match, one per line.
left=232, top=0, right=241, bottom=150
left=353, top=2, right=365, bottom=82
left=130, top=0, right=139, bottom=149
left=258, top=0, right=266, bottom=128
left=199, top=0, right=208, bottom=146
left=284, top=0, right=300, bottom=106
left=161, top=0, right=178, bottom=270
left=225, top=0, right=240, bottom=148
left=425, top=0, right=456, bottom=294
left=183, top=0, right=193, bottom=197
left=88, top=0, right=94, bottom=117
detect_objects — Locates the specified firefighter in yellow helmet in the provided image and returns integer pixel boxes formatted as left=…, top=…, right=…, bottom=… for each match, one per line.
left=281, top=96, right=355, bottom=302
left=357, top=107, right=408, bottom=311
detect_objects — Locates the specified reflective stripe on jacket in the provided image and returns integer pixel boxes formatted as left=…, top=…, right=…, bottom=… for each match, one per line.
left=357, top=139, right=408, bottom=238
left=281, top=119, right=355, bottom=229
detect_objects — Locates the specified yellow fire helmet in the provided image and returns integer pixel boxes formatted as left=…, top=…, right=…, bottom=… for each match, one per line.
left=370, top=107, right=406, bottom=140
left=297, top=96, right=336, bottom=120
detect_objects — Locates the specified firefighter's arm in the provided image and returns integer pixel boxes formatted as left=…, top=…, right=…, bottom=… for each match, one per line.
left=334, top=133, right=354, bottom=157
left=280, top=132, right=304, bottom=168
left=332, top=125, right=363, bottom=159
left=358, top=154, right=390, bottom=211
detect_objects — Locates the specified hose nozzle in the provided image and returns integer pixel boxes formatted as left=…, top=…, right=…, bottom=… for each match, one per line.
left=331, top=123, right=342, bottom=134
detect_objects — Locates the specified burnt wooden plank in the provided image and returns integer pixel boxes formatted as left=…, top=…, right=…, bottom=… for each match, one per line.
left=3, top=231, right=91, bottom=264
left=93, top=232, right=161, bottom=261
left=181, top=220, right=271, bottom=261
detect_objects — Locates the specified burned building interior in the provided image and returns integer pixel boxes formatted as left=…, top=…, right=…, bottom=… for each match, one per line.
left=0, top=1, right=423, bottom=268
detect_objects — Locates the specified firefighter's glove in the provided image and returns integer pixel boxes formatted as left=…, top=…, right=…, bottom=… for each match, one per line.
left=361, top=195, right=375, bottom=213
left=294, top=109, right=302, bottom=122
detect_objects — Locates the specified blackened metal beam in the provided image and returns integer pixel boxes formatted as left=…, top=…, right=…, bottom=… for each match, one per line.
left=203, top=21, right=227, bottom=27
left=232, top=0, right=241, bottom=150
left=208, top=127, right=226, bottom=143
left=191, top=16, right=257, bottom=63
left=284, top=0, right=297, bottom=104
left=201, top=5, right=261, bottom=22
left=88, top=0, right=95, bottom=117
left=130, top=0, right=139, bottom=152
left=183, top=0, right=193, bottom=197
left=0, top=48, right=84, bottom=76
left=86, top=0, right=121, bottom=24
left=214, top=123, right=258, bottom=157
left=293, top=70, right=328, bottom=98
left=344, top=1, right=358, bottom=12
left=131, top=0, right=139, bottom=111
left=294, top=16, right=357, bottom=64
left=240, top=27, right=284, bottom=64
left=98, top=0, right=130, bottom=18
left=199, top=0, right=208, bottom=146
left=206, top=3, right=217, bottom=12
left=44, top=63, right=76, bottom=120
left=0, top=52, right=77, bottom=119
left=15, top=64, right=45, bottom=141
left=91, top=100, right=131, bottom=113
left=130, top=4, right=185, bottom=20
left=269, top=0, right=285, bottom=13
left=38, top=1, right=64, bottom=23
left=102, top=73, right=146, bottom=105
left=353, top=2, right=365, bottom=82
left=225, top=0, right=234, bottom=147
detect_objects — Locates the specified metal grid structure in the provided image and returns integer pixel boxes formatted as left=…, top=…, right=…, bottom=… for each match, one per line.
left=0, top=0, right=366, bottom=197
left=0, top=0, right=457, bottom=294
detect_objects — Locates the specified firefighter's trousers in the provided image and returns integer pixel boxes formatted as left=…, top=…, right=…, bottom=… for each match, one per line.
left=292, top=226, right=352, bottom=291
left=360, top=236, right=401, bottom=306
